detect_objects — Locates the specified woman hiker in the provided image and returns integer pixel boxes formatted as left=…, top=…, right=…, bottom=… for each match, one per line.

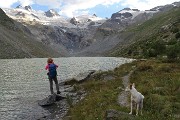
left=45, top=58, right=61, bottom=94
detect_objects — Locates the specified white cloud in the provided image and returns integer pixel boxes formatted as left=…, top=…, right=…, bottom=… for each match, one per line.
left=58, top=0, right=179, bottom=17
left=122, top=0, right=179, bottom=10
left=0, top=0, right=33, bottom=8
left=35, top=0, right=61, bottom=9
left=59, top=0, right=123, bottom=17
left=0, top=0, right=178, bottom=17
left=0, top=0, right=123, bottom=17
left=19, top=0, right=34, bottom=6
left=0, top=0, right=18, bottom=8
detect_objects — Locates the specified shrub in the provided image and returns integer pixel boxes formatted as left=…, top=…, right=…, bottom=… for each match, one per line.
left=175, top=32, right=180, bottom=39
left=171, top=27, right=179, bottom=33
left=167, top=43, right=180, bottom=59
left=167, top=39, right=177, bottom=45
left=146, top=49, right=158, bottom=57
left=137, top=63, right=153, bottom=71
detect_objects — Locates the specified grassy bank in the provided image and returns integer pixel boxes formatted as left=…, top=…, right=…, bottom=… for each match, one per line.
left=64, top=60, right=180, bottom=120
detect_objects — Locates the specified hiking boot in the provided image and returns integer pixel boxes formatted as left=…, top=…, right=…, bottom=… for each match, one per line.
left=57, top=91, right=61, bottom=94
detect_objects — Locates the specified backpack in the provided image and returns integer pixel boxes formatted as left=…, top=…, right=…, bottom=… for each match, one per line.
left=48, top=64, right=57, bottom=78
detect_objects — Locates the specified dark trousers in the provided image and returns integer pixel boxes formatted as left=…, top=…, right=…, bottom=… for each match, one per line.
left=48, top=76, right=60, bottom=94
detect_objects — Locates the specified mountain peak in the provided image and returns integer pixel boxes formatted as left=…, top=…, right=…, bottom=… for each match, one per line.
left=24, top=5, right=32, bottom=11
left=121, top=8, right=131, bottom=11
left=45, top=9, right=60, bottom=17
left=93, top=14, right=97, bottom=17
left=16, top=5, right=23, bottom=8
left=15, top=5, right=32, bottom=11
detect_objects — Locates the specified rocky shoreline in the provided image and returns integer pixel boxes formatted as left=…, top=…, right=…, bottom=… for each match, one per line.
left=38, top=69, right=134, bottom=120
left=38, top=70, right=96, bottom=120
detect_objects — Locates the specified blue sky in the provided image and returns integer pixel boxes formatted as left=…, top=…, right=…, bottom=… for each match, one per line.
left=1, top=0, right=179, bottom=18
left=10, top=2, right=123, bottom=18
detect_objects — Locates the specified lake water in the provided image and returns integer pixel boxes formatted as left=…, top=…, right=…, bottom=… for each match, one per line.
left=0, top=57, right=134, bottom=120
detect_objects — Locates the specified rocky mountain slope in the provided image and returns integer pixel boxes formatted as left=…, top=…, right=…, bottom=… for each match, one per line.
left=3, top=6, right=106, bottom=56
left=1, top=1, right=180, bottom=58
left=0, top=8, right=62, bottom=59
left=108, top=7, right=180, bottom=59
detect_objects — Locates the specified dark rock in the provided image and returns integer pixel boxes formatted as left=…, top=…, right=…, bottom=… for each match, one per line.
left=111, top=12, right=133, bottom=20
left=45, top=9, right=60, bottom=17
left=24, top=5, right=32, bottom=11
left=38, top=94, right=66, bottom=106
left=89, top=21, right=96, bottom=26
left=122, top=8, right=131, bottom=11
left=132, top=9, right=139, bottom=11
left=70, top=17, right=78, bottom=25
left=15, top=12, right=25, bottom=17
left=56, top=94, right=66, bottom=101
left=93, top=14, right=97, bottom=17
left=173, top=1, right=180, bottom=7
left=87, top=19, right=92, bottom=22
left=38, top=94, right=56, bottom=106
left=16, top=5, right=23, bottom=8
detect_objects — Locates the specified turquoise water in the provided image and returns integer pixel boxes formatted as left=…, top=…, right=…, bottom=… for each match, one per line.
left=0, top=57, right=134, bottom=120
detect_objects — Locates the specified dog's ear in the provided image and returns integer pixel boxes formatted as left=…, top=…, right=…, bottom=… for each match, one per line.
left=132, top=83, right=135, bottom=87
left=130, top=84, right=132, bottom=89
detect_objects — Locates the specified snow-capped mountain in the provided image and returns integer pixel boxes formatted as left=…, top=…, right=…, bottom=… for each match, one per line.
left=2, top=5, right=105, bottom=28
left=45, top=9, right=60, bottom=17
left=111, top=1, right=180, bottom=22
left=111, top=7, right=157, bottom=23
left=1, top=1, right=179, bottom=57
left=3, top=6, right=69, bottom=27
left=69, top=14, right=106, bottom=28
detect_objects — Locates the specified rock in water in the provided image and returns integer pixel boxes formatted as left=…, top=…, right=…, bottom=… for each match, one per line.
left=38, top=93, right=66, bottom=106
left=55, top=94, right=66, bottom=101
left=38, top=94, right=56, bottom=106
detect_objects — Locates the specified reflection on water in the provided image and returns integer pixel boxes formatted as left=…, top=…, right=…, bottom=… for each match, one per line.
left=0, top=57, right=133, bottom=120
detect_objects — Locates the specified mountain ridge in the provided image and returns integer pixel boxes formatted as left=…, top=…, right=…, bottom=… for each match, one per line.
left=1, top=1, right=180, bottom=58
left=0, top=8, right=63, bottom=59
left=108, top=7, right=180, bottom=59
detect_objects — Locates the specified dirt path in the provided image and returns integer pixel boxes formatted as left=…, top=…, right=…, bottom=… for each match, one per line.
left=117, top=71, right=133, bottom=107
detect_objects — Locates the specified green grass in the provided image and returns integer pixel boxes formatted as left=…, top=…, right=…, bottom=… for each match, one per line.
left=64, top=60, right=180, bottom=120
left=66, top=78, right=126, bottom=120
left=65, top=62, right=135, bottom=120
left=130, top=60, right=180, bottom=119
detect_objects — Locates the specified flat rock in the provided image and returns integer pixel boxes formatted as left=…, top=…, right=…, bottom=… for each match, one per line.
left=38, top=94, right=66, bottom=106
left=74, top=70, right=96, bottom=82
left=64, top=70, right=96, bottom=85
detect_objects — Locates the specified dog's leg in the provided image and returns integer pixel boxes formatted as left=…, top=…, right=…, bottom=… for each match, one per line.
left=140, top=107, right=143, bottom=115
left=129, top=100, right=133, bottom=114
left=136, top=103, right=139, bottom=116
left=140, top=100, right=143, bottom=115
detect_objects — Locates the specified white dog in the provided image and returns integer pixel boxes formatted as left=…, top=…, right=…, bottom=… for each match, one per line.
left=125, top=83, right=144, bottom=116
